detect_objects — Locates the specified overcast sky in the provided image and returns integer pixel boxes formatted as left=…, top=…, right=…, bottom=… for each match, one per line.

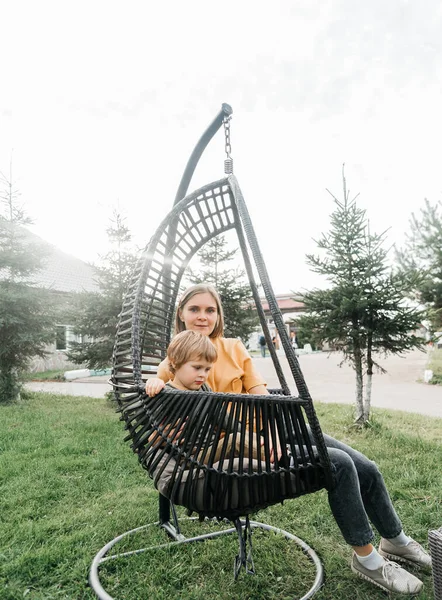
left=1, top=0, right=442, bottom=294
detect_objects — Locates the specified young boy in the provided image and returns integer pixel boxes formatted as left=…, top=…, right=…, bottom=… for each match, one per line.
left=156, top=330, right=264, bottom=463
left=166, top=329, right=216, bottom=393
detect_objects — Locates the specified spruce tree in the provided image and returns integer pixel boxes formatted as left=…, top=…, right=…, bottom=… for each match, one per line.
left=67, top=210, right=138, bottom=368
left=396, top=198, right=442, bottom=331
left=296, top=169, right=426, bottom=425
left=0, top=166, right=54, bottom=402
left=187, top=236, right=259, bottom=343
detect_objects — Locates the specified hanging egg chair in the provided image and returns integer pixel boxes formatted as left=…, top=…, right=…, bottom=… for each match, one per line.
left=89, top=104, right=334, bottom=600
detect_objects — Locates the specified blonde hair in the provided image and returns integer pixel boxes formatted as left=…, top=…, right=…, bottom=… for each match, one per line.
left=175, top=283, right=224, bottom=339
left=167, top=330, right=218, bottom=374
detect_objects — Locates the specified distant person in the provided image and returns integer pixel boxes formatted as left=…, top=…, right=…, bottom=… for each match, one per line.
left=292, top=332, right=299, bottom=356
left=258, top=333, right=267, bottom=357
left=290, top=332, right=299, bottom=349
left=272, top=335, right=277, bottom=350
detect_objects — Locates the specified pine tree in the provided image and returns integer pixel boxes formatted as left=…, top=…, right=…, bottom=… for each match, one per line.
left=296, top=169, right=426, bottom=425
left=0, top=164, right=55, bottom=402
left=187, top=236, right=259, bottom=343
left=66, top=210, right=138, bottom=368
left=395, top=198, right=442, bottom=331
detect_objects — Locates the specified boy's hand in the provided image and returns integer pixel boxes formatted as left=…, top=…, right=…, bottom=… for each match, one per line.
left=145, top=377, right=166, bottom=397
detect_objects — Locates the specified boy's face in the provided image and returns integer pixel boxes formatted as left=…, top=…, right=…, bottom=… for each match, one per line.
left=172, top=356, right=213, bottom=391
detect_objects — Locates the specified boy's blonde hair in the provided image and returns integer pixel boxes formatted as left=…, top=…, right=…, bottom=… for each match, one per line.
left=175, top=283, right=224, bottom=339
left=167, top=330, right=218, bottom=374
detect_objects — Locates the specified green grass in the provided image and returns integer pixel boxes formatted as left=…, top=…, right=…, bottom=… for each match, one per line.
left=1, top=394, right=441, bottom=599
left=26, top=370, right=66, bottom=381
left=428, top=347, right=442, bottom=384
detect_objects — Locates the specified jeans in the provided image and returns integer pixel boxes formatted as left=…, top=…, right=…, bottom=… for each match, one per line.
left=312, top=431, right=403, bottom=547
left=260, top=345, right=266, bottom=358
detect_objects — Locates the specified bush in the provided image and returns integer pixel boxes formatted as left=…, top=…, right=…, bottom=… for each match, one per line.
left=428, top=348, right=442, bottom=385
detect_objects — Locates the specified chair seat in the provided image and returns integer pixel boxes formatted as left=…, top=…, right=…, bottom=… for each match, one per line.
left=153, top=456, right=328, bottom=520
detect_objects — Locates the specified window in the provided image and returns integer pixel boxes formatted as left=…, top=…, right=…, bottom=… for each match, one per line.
left=55, top=325, right=67, bottom=351
left=55, top=325, right=82, bottom=351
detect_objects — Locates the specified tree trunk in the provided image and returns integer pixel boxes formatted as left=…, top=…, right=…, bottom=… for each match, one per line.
left=353, top=346, right=364, bottom=424
left=0, top=368, right=22, bottom=403
left=363, top=335, right=374, bottom=424
left=364, top=373, right=372, bottom=422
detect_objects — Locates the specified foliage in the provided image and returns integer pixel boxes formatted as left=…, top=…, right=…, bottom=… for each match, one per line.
left=187, top=235, right=259, bottom=343
left=0, top=167, right=55, bottom=402
left=1, top=391, right=439, bottom=599
left=396, top=197, right=442, bottom=331
left=295, top=169, right=426, bottom=424
left=66, top=210, right=138, bottom=369
left=427, top=348, right=442, bottom=385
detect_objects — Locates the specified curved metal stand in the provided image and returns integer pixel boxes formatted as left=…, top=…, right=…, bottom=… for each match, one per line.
left=89, top=518, right=324, bottom=600
left=173, top=102, right=232, bottom=206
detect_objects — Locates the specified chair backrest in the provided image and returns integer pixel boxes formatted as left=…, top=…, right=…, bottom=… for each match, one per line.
left=112, top=174, right=313, bottom=400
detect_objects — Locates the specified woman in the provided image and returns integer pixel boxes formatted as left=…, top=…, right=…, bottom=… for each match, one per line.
left=146, top=284, right=431, bottom=595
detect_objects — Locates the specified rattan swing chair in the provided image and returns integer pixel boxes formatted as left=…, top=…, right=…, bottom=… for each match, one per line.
left=89, top=104, right=335, bottom=600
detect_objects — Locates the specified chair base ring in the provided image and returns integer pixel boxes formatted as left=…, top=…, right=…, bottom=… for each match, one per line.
left=89, top=517, right=324, bottom=600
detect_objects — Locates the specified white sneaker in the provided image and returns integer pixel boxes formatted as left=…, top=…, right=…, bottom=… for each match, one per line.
left=351, top=553, right=423, bottom=595
left=379, top=537, right=432, bottom=572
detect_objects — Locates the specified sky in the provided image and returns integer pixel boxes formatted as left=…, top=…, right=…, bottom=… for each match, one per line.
left=1, top=0, right=442, bottom=294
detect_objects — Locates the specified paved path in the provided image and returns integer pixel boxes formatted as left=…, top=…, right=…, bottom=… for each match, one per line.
left=258, top=349, right=442, bottom=418
left=26, top=349, right=442, bottom=418
left=26, top=379, right=112, bottom=398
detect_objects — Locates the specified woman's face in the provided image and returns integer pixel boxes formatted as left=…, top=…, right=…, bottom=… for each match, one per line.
left=179, top=292, right=218, bottom=336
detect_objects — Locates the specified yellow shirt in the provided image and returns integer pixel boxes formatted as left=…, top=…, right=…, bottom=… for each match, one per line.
left=157, top=337, right=266, bottom=394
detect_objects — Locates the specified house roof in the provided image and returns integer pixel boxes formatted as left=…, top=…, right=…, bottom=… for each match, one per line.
left=32, top=246, right=99, bottom=293
left=0, top=217, right=98, bottom=294
left=260, top=294, right=305, bottom=312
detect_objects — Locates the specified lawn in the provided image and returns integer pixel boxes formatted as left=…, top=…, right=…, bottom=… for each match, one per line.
left=26, top=370, right=66, bottom=381
left=1, top=393, right=441, bottom=599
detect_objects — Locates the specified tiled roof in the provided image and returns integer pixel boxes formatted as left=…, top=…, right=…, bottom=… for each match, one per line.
left=0, top=218, right=98, bottom=293
left=260, top=294, right=305, bottom=312
left=32, top=247, right=99, bottom=293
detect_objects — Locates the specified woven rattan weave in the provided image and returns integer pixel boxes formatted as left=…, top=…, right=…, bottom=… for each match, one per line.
left=429, top=527, right=442, bottom=600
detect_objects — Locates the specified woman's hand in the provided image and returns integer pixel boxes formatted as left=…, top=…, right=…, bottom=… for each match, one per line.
left=269, top=438, right=283, bottom=464
left=145, top=377, right=166, bottom=397
left=249, top=387, right=284, bottom=463
left=261, top=428, right=283, bottom=464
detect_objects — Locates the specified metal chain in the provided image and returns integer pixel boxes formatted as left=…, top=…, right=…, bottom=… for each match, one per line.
left=223, top=115, right=233, bottom=174
left=223, top=115, right=232, bottom=158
